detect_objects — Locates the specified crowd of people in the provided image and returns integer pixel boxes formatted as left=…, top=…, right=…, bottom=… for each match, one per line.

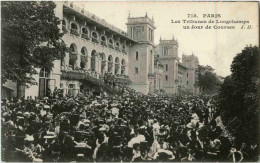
left=61, top=65, right=131, bottom=88
left=1, top=88, right=258, bottom=162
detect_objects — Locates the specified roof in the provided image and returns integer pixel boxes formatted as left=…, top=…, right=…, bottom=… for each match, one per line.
left=63, top=2, right=137, bottom=43
left=178, top=63, right=188, bottom=69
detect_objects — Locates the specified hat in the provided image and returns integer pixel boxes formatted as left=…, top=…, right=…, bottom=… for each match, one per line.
left=158, top=149, right=175, bottom=160
left=99, top=127, right=106, bottom=132
left=24, top=135, right=34, bottom=142
left=44, top=105, right=50, bottom=109
left=43, top=131, right=56, bottom=139
left=83, top=119, right=90, bottom=124
left=77, top=153, right=84, bottom=157
left=17, top=116, right=24, bottom=120
left=33, top=158, right=43, bottom=162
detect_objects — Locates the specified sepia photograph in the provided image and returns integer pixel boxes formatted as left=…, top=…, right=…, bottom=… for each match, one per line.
left=1, top=1, right=259, bottom=162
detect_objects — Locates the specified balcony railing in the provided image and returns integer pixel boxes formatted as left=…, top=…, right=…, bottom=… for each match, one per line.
left=115, top=76, right=131, bottom=85
left=101, top=41, right=107, bottom=47
left=70, top=29, right=79, bottom=36
left=108, top=44, right=114, bottom=49
left=92, top=37, right=99, bottom=44
left=81, top=33, right=90, bottom=40
left=60, top=70, right=131, bottom=94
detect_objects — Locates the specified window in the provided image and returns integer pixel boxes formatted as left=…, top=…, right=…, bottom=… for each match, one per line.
left=135, top=68, right=138, bottom=74
left=82, top=28, right=88, bottom=34
left=71, top=23, right=78, bottom=30
left=116, top=42, right=120, bottom=48
left=109, top=39, right=113, bottom=45
left=39, top=68, right=49, bottom=78
left=187, top=73, right=189, bottom=77
left=92, top=32, right=97, bottom=38
left=166, top=64, right=168, bottom=71
left=136, top=52, right=139, bottom=60
left=165, top=75, right=168, bottom=81
left=187, top=81, right=189, bottom=85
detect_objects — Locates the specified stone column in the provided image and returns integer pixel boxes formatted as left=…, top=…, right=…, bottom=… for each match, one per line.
left=65, top=52, right=69, bottom=67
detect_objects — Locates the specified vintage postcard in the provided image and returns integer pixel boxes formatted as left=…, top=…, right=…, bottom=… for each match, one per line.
left=1, top=1, right=259, bottom=162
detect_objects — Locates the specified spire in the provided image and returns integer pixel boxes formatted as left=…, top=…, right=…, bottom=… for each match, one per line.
left=160, top=36, right=162, bottom=40
left=128, top=11, right=130, bottom=18
left=145, top=12, right=148, bottom=17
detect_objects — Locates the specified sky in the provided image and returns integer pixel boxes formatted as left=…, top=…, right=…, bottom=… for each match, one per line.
left=74, top=1, right=258, bottom=77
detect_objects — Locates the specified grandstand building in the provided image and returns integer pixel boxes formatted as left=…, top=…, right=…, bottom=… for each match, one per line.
left=2, top=2, right=199, bottom=98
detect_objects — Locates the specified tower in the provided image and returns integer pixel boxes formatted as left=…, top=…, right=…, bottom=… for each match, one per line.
left=157, top=36, right=179, bottom=94
left=126, top=13, right=155, bottom=44
left=182, top=54, right=199, bottom=93
left=126, top=13, right=156, bottom=94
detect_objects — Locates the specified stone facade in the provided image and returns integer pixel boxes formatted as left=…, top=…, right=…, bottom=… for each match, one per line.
left=2, top=2, right=200, bottom=99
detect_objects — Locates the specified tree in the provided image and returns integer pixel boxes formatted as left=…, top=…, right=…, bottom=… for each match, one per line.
left=195, top=65, right=221, bottom=95
left=218, top=46, right=259, bottom=152
left=1, top=2, right=67, bottom=93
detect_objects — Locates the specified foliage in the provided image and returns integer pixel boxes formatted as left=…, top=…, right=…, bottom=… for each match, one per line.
left=218, top=46, right=259, bottom=147
left=1, top=1, right=67, bottom=85
left=195, top=65, right=221, bottom=95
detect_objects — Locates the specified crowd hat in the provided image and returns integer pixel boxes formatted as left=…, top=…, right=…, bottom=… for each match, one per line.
left=157, top=149, right=175, bottom=160
left=33, top=158, right=43, bottom=162
left=43, top=105, right=50, bottom=109
left=43, top=131, right=56, bottom=139
left=24, top=135, right=34, bottom=142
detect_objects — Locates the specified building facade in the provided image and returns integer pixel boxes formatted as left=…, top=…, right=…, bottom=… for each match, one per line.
left=2, top=2, right=200, bottom=99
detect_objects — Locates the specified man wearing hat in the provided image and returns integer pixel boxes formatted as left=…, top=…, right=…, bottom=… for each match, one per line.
left=60, top=131, right=75, bottom=162
left=42, top=132, right=60, bottom=162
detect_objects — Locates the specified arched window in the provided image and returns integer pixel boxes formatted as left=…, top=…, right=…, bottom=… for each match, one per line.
left=101, top=36, right=106, bottom=42
left=91, top=50, right=96, bottom=71
left=115, top=42, right=120, bottom=48
left=69, top=44, right=77, bottom=70
left=122, top=45, right=126, bottom=50
left=101, top=36, right=107, bottom=46
left=80, top=47, right=88, bottom=69
left=109, top=39, right=113, bottom=45
left=136, top=51, right=139, bottom=60
left=71, top=23, right=78, bottom=30
left=92, top=32, right=97, bottom=38
left=115, top=57, right=120, bottom=74
left=121, top=59, right=126, bottom=75
left=108, top=55, right=113, bottom=73
left=70, top=23, right=79, bottom=36
left=82, top=28, right=88, bottom=34
left=115, top=42, right=120, bottom=51
left=70, top=44, right=76, bottom=53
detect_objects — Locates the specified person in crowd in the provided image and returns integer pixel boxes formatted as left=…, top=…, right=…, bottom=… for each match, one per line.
left=1, top=87, right=257, bottom=162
